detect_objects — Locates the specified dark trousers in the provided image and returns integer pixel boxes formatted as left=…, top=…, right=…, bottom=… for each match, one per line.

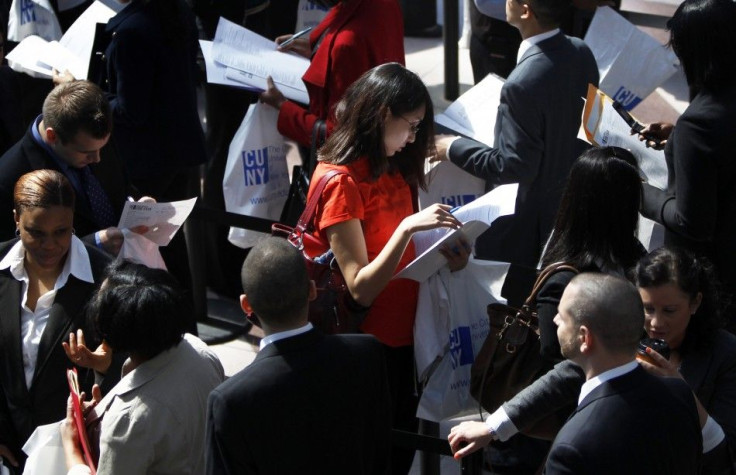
left=383, top=344, right=419, bottom=474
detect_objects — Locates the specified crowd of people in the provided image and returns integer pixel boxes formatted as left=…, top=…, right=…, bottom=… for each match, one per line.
left=0, top=0, right=735, bottom=473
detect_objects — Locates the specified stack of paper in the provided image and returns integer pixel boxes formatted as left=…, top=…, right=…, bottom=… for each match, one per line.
left=434, top=73, right=505, bottom=147
left=6, top=0, right=119, bottom=79
left=201, top=18, right=310, bottom=104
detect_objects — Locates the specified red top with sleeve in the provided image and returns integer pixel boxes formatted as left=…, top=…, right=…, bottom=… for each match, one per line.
left=277, top=0, right=405, bottom=147
left=306, top=158, right=419, bottom=347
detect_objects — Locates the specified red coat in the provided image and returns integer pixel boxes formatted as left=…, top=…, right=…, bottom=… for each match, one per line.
left=277, top=0, right=405, bottom=147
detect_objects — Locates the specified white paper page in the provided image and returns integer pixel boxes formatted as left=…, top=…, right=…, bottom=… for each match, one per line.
left=212, top=18, right=309, bottom=94
left=434, top=74, right=504, bottom=147
left=117, top=198, right=197, bottom=246
left=225, top=67, right=310, bottom=104
left=394, top=221, right=490, bottom=282
left=59, top=0, right=119, bottom=79
left=583, top=86, right=668, bottom=190
left=199, top=40, right=259, bottom=91
left=6, top=36, right=53, bottom=78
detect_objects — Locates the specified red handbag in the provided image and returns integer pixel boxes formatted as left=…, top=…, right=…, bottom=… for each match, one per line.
left=272, top=169, right=370, bottom=334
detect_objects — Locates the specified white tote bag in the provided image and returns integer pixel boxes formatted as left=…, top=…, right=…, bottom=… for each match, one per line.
left=295, top=0, right=329, bottom=31
left=7, top=0, right=62, bottom=42
left=223, top=103, right=290, bottom=249
left=584, top=7, right=679, bottom=110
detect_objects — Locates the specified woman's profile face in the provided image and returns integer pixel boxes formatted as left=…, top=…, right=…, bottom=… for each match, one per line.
left=383, top=105, right=425, bottom=157
left=14, top=205, right=74, bottom=272
left=639, top=283, right=702, bottom=350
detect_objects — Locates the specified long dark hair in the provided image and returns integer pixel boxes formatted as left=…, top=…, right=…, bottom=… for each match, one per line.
left=541, top=146, right=642, bottom=272
left=667, top=0, right=736, bottom=98
left=319, top=62, right=434, bottom=190
left=634, top=247, right=724, bottom=353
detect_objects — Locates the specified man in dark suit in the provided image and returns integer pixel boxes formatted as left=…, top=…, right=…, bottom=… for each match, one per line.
left=544, top=273, right=701, bottom=473
left=0, top=80, right=132, bottom=255
left=436, top=0, right=599, bottom=269
left=449, top=273, right=702, bottom=474
left=205, top=237, right=391, bottom=474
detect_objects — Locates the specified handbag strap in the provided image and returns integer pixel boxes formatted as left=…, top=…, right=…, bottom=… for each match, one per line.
left=295, top=169, right=351, bottom=235
left=523, top=262, right=579, bottom=308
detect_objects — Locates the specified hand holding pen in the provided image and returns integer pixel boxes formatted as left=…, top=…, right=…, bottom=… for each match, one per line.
left=275, top=27, right=313, bottom=58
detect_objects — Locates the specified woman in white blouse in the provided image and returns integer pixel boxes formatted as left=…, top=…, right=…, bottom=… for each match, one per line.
left=0, top=170, right=112, bottom=472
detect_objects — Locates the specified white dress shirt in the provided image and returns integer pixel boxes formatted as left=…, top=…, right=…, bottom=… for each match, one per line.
left=259, top=322, right=313, bottom=349
left=0, top=236, right=94, bottom=388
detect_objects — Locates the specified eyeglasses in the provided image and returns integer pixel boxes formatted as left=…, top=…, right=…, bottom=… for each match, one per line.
left=398, top=115, right=422, bottom=135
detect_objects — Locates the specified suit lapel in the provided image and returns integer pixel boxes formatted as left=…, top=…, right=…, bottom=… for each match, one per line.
left=0, top=271, right=29, bottom=400
left=33, top=276, right=91, bottom=387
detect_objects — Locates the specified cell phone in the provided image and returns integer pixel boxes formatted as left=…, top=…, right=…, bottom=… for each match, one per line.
left=612, top=100, right=663, bottom=146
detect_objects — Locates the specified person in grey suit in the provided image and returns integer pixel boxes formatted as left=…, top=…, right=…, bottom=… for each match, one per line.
left=435, top=0, right=598, bottom=268
left=451, top=273, right=702, bottom=473
left=205, top=237, right=392, bottom=474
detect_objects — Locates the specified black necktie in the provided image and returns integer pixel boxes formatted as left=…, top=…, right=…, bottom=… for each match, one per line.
left=79, top=167, right=116, bottom=229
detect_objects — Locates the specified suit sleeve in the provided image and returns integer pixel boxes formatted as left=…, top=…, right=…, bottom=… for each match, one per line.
left=545, top=442, right=585, bottom=475
left=700, top=335, right=736, bottom=457
left=107, top=28, right=156, bottom=129
left=206, top=390, right=255, bottom=475
left=641, top=113, right=719, bottom=242
left=448, top=79, right=544, bottom=186
left=502, top=359, right=584, bottom=432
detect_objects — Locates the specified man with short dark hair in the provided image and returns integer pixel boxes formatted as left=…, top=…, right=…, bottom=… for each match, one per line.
left=437, top=0, right=599, bottom=269
left=205, top=237, right=392, bottom=474
left=0, top=81, right=132, bottom=254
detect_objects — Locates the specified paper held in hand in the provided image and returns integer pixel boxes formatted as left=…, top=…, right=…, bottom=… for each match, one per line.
left=116, top=198, right=197, bottom=247
left=394, top=183, right=518, bottom=282
left=66, top=368, right=97, bottom=475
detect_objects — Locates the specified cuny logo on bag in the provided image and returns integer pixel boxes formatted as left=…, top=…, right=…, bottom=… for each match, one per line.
left=442, top=194, right=477, bottom=208
left=241, top=146, right=271, bottom=186
left=20, top=0, right=36, bottom=24
left=449, top=326, right=474, bottom=369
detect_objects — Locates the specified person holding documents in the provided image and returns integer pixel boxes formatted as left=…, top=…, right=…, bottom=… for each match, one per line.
left=259, top=0, right=405, bottom=150
left=302, top=63, right=467, bottom=474
left=0, top=170, right=117, bottom=473
left=435, top=0, right=598, bottom=269
left=0, top=81, right=137, bottom=256
left=637, top=0, right=736, bottom=322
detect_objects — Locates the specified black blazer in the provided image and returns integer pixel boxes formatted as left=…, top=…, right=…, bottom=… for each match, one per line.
left=448, top=33, right=599, bottom=267
left=205, top=329, right=391, bottom=474
left=0, top=128, right=131, bottom=242
left=0, top=239, right=112, bottom=461
left=641, top=84, right=736, bottom=296
left=545, top=366, right=701, bottom=474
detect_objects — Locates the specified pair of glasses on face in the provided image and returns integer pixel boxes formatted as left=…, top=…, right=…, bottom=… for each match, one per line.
left=398, top=115, right=422, bottom=135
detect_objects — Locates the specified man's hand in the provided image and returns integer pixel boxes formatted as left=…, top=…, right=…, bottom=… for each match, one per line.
left=52, top=68, right=76, bottom=85
left=259, top=76, right=286, bottom=110
left=448, top=421, right=496, bottom=459
left=0, top=444, right=18, bottom=468
left=98, top=227, right=124, bottom=255
left=63, top=329, right=113, bottom=375
left=432, top=135, right=459, bottom=163
left=275, top=34, right=311, bottom=58
left=440, top=235, right=471, bottom=272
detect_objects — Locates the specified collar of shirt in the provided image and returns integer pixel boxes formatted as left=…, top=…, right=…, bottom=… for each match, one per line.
left=259, top=322, right=314, bottom=350
left=30, top=115, right=85, bottom=195
left=517, top=28, right=560, bottom=65
left=578, top=360, right=638, bottom=405
left=0, top=235, right=95, bottom=287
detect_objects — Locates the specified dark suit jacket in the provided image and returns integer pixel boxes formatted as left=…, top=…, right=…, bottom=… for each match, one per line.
left=545, top=366, right=701, bottom=474
left=0, top=128, right=130, bottom=241
left=0, top=238, right=114, bottom=461
left=641, top=84, right=736, bottom=296
left=448, top=32, right=598, bottom=267
left=94, top=0, right=207, bottom=181
left=205, top=329, right=391, bottom=474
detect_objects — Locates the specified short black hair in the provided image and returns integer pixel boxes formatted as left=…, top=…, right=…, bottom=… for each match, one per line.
left=91, top=260, right=186, bottom=360
left=525, top=0, right=571, bottom=29
left=241, top=237, right=310, bottom=326
left=667, top=0, right=736, bottom=97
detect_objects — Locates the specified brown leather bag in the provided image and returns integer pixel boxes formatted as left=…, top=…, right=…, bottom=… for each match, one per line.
left=469, top=262, right=578, bottom=438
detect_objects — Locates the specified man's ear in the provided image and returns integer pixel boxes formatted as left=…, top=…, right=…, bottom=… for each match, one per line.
left=520, top=2, right=534, bottom=20
left=45, top=127, right=59, bottom=145
left=579, top=325, right=593, bottom=354
left=307, top=280, right=317, bottom=302
left=240, top=294, right=253, bottom=314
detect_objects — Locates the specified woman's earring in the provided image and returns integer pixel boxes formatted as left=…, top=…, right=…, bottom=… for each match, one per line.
left=71, top=228, right=76, bottom=235
left=15, top=228, right=20, bottom=237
